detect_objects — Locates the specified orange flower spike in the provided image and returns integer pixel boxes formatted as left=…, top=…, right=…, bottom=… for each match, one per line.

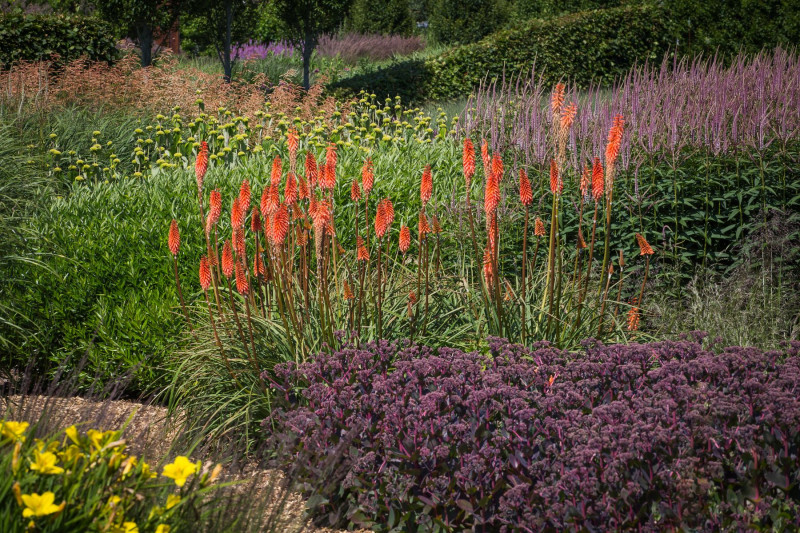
left=484, top=171, right=500, bottom=215
left=483, top=244, right=494, bottom=286
left=463, top=138, right=476, bottom=187
left=418, top=212, right=430, bottom=240
left=399, top=225, right=411, bottom=253
left=420, top=165, right=432, bottom=206
left=519, top=168, right=533, bottom=206
left=305, top=151, right=318, bottom=186
left=605, top=115, right=625, bottom=165
left=221, top=241, right=234, bottom=278
left=343, top=280, right=354, bottom=300
left=361, top=158, right=374, bottom=196
left=168, top=219, right=180, bottom=256
left=491, top=152, right=503, bottom=182
left=199, top=256, right=212, bottom=291
left=271, top=156, right=283, bottom=187
left=480, top=139, right=490, bottom=175
left=253, top=253, right=265, bottom=279
left=298, top=175, right=309, bottom=200
left=195, top=141, right=209, bottom=193
left=635, top=233, right=654, bottom=255
left=267, top=185, right=280, bottom=214
left=551, top=83, right=565, bottom=119
left=579, top=164, right=591, bottom=198
left=234, top=260, right=249, bottom=295
left=350, top=179, right=361, bottom=202
left=325, top=143, right=337, bottom=168
left=549, top=159, right=561, bottom=195
left=231, top=198, right=244, bottom=229
left=284, top=172, right=298, bottom=206
left=534, top=217, right=546, bottom=237
left=286, top=129, right=299, bottom=158
left=251, top=208, right=262, bottom=233
left=233, top=227, right=246, bottom=258
left=591, top=157, right=604, bottom=201
left=627, top=307, right=641, bottom=331
left=560, top=102, right=577, bottom=131
left=383, top=198, right=394, bottom=228
left=239, top=179, right=251, bottom=210
left=356, top=236, right=369, bottom=261
left=208, top=190, right=222, bottom=226
left=271, top=204, right=289, bottom=245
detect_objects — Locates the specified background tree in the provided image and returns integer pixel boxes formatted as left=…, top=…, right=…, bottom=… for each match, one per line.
left=347, top=0, right=414, bottom=36
left=270, top=0, right=353, bottom=90
left=429, top=0, right=510, bottom=45
left=183, top=0, right=260, bottom=82
left=95, top=0, right=181, bottom=67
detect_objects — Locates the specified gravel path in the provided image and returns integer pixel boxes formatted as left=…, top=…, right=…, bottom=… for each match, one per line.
left=1, top=394, right=366, bottom=533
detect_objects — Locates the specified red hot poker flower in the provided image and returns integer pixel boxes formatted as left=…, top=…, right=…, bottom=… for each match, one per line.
left=305, top=151, right=318, bottom=186
left=551, top=84, right=565, bottom=119
left=361, top=158, right=374, bottom=196
left=253, top=253, right=265, bottom=279
left=271, top=156, right=282, bottom=187
left=519, top=168, right=533, bottom=206
left=221, top=241, right=234, bottom=278
left=270, top=204, right=289, bottom=245
left=287, top=129, right=299, bottom=158
left=463, top=138, right=475, bottom=186
left=627, top=307, right=640, bottom=331
left=199, top=256, right=212, bottom=291
left=420, top=165, right=432, bottom=206
left=484, top=170, right=500, bottom=215
left=580, top=164, right=591, bottom=197
left=233, top=227, right=246, bottom=259
left=591, top=157, right=604, bottom=201
left=351, top=179, right=361, bottom=202
left=251, top=208, right=262, bottom=233
left=399, top=225, right=411, bottom=253
left=231, top=197, right=244, bottom=229
left=491, top=153, right=503, bottom=183
left=560, top=102, right=577, bottom=131
left=635, top=233, right=654, bottom=255
left=418, top=212, right=430, bottom=240
left=168, top=219, right=180, bottom=256
left=235, top=260, right=249, bottom=295
left=195, top=141, right=209, bottom=192
left=534, top=217, right=546, bottom=237
left=480, top=139, right=489, bottom=175
left=284, top=172, right=298, bottom=206
left=239, top=179, right=251, bottom=210
left=208, top=190, right=222, bottom=226
left=549, top=159, right=562, bottom=195
left=356, top=236, right=369, bottom=261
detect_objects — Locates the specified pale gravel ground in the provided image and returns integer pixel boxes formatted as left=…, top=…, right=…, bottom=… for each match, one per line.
left=0, top=394, right=369, bottom=533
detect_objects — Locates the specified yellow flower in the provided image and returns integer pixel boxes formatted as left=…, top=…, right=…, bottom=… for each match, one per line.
left=165, top=494, right=180, bottom=509
left=21, top=492, right=64, bottom=517
left=64, top=425, right=79, bottom=445
left=121, top=455, right=137, bottom=476
left=155, top=525, right=171, bottom=533
left=59, top=444, right=83, bottom=464
left=30, top=449, right=64, bottom=475
left=162, top=456, right=198, bottom=487
left=123, top=522, right=138, bottom=533
left=1, top=420, right=29, bottom=442
left=12, top=441, right=22, bottom=473
left=12, top=482, right=23, bottom=506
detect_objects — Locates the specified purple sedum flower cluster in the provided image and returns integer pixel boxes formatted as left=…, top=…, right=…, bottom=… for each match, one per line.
left=265, top=336, right=800, bottom=531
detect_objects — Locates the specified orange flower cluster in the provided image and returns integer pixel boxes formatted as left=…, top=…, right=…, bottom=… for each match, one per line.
left=591, top=157, right=604, bottom=202
left=168, top=219, right=180, bottom=256
left=635, top=233, right=654, bottom=255
left=199, top=256, right=212, bottom=291
left=627, top=307, right=640, bottom=331
left=420, top=165, right=433, bottom=206
left=534, top=217, right=546, bottom=237
left=519, top=168, right=533, bottom=206
left=463, top=138, right=475, bottom=188
left=374, top=198, right=394, bottom=239
left=549, top=159, right=561, bottom=195
left=195, top=141, right=209, bottom=193
left=551, top=83, right=565, bottom=118
left=361, top=158, right=374, bottom=196
left=399, top=226, right=411, bottom=253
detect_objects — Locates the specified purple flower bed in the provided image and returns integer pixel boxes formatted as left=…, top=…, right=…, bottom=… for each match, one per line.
left=265, top=336, right=800, bottom=531
left=232, top=40, right=296, bottom=60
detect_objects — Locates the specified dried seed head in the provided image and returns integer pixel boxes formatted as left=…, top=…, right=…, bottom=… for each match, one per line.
left=519, top=168, right=533, bottom=206
left=221, top=241, right=234, bottom=278
left=580, top=164, right=591, bottom=198
left=168, top=219, right=180, bottom=256
left=361, top=158, right=374, bottom=196
left=480, top=139, right=489, bottom=176
left=399, top=225, right=411, bottom=253
left=432, top=215, right=442, bottom=234
left=503, top=279, right=513, bottom=301
left=408, top=291, right=418, bottom=305
left=635, top=232, right=654, bottom=255
left=253, top=253, right=265, bottom=279
left=577, top=228, right=587, bottom=249
left=534, top=217, right=546, bottom=237
left=420, top=165, right=432, bottom=206
left=199, top=256, right=212, bottom=291
left=619, top=249, right=625, bottom=267
left=271, top=156, right=283, bottom=187
left=483, top=244, right=494, bottom=287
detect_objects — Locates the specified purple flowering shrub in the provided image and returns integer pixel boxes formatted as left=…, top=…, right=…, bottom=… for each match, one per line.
left=265, top=336, right=800, bottom=531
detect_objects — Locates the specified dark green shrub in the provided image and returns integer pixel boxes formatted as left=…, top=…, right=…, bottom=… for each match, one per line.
left=428, top=0, right=511, bottom=45
left=512, top=0, right=625, bottom=19
left=332, top=4, right=670, bottom=102
left=0, top=12, right=117, bottom=67
left=347, top=0, right=415, bottom=36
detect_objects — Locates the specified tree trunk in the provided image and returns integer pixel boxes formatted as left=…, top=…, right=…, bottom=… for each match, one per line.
left=137, top=24, right=154, bottom=67
left=302, top=29, right=316, bottom=91
left=223, top=0, right=234, bottom=82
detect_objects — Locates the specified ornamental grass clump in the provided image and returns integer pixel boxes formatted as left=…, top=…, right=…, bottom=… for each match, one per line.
left=266, top=337, right=800, bottom=531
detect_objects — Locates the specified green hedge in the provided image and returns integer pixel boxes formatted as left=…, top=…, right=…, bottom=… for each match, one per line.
left=0, top=13, right=118, bottom=68
left=331, top=4, right=670, bottom=103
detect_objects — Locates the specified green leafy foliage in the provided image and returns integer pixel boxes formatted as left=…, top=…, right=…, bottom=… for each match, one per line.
left=332, top=4, right=671, bottom=103
left=428, top=0, right=511, bottom=45
left=347, top=0, right=414, bottom=36
left=0, top=12, right=117, bottom=67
